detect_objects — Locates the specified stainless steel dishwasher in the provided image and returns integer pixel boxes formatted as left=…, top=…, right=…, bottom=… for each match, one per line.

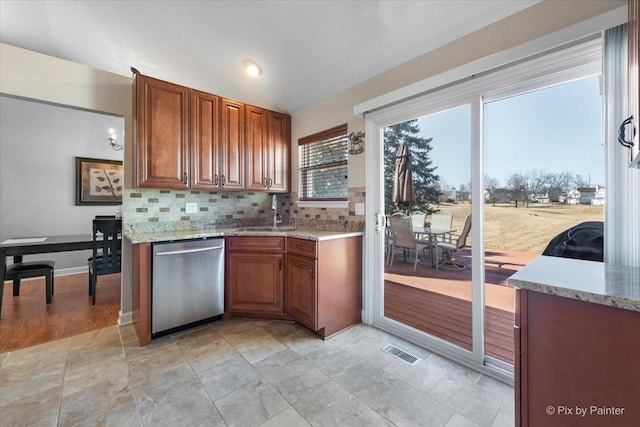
left=152, top=237, right=224, bottom=337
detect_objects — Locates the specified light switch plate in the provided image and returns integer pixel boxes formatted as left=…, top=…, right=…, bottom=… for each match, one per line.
left=355, top=203, right=365, bottom=215
left=186, top=203, right=198, bottom=213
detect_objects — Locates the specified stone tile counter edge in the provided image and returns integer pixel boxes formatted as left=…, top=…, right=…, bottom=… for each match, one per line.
left=507, top=255, right=640, bottom=312
left=124, top=227, right=363, bottom=244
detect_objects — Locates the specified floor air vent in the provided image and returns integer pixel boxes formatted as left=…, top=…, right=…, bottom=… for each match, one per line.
left=382, top=344, right=420, bottom=365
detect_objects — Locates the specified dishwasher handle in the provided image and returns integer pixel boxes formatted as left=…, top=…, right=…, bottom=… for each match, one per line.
left=155, top=245, right=224, bottom=256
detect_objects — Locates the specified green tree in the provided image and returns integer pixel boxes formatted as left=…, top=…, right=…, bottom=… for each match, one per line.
left=384, top=120, right=441, bottom=213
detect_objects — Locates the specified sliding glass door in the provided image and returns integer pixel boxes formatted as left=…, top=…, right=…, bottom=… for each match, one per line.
left=364, top=38, right=602, bottom=377
left=482, top=75, right=604, bottom=367
left=382, top=106, right=473, bottom=355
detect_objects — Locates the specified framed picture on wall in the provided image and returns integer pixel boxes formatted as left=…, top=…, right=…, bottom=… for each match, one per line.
left=75, top=157, right=123, bottom=205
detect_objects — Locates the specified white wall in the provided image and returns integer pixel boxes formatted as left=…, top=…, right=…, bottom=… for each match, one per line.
left=291, top=0, right=625, bottom=193
left=0, top=43, right=133, bottom=320
left=0, top=95, right=124, bottom=270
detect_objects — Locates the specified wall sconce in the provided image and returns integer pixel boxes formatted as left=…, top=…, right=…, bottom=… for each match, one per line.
left=348, top=131, right=365, bottom=155
left=108, top=129, right=123, bottom=151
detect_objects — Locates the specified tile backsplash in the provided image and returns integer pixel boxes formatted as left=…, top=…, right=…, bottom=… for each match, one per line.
left=123, top=187, right=365, bottom=232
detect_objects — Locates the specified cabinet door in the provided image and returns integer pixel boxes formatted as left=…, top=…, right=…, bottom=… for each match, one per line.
left=135, top=74, right=190, bottom=189
left=286, top=254, right=317, bottom=330
left=220, top=99, right=245, bottom=190
left=245, top=106, right=268, bottom=191
left=226, top=252, right=284, bottom=314
left=191, top=90, right=220, bottom=190
left=268, top=112, right=290, bottom=192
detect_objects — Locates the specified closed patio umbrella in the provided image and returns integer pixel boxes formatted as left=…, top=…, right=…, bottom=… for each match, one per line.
left=393, top=140, right=415, bottom=209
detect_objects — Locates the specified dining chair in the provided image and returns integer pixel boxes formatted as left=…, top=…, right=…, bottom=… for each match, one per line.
left=88, top=218, right=122, bottom=304
left=436, top=213, right=471, bottom=270
left=388, top=214, right=433, bottom=272
left=1, top=260, right=55, bottom=316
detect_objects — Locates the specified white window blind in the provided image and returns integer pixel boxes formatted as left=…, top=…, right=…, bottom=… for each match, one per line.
left=298, top=124, right=348, bottom=200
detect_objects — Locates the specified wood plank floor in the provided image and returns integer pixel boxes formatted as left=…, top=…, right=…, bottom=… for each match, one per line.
left=384, top=248, right=538, bottom=364
left=1, top=273, right=120, bottom=353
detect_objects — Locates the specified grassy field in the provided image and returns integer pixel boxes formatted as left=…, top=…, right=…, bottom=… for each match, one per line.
left=434, top=203, right=604, bottom=254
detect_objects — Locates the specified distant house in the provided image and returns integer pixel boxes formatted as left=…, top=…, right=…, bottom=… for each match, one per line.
left=559, top=186, right=605, bottom=205
left=590, top=187, right=605, bottom=205
left=577, top=186, right=606, bottom=205
left=485, top=187, right=512, bottom=203
left=561, top=189, right=580, bottom=204
left=528, top=191, right=550, bottom=204
left=548, top=188, right=564, bottom=202
left=457, top=190, right=471, bottom=202
left=439, top=187, right=457, bottom=203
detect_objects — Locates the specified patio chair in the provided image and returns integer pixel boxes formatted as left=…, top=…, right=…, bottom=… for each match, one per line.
left=388, top=214, right=434, bottom=272
left=385, top=213, right=405, bottom=266
left=436, top=213, right=471, bottom=270
left=409, top=211, right=426, bottom=228
left=430, top=212, right=453, bottom=242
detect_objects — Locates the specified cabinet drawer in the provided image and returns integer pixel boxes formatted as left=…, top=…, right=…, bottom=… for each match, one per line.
left=226, top=236, right=285, bottom=252
left=287, top=238, right=317, bottom=258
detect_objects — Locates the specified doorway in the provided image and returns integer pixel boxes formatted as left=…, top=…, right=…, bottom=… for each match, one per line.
left=0, top=95, right=124, bottom=352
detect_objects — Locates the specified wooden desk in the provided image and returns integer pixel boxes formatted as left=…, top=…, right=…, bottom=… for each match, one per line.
left=1, top=234, right=93, bottom=280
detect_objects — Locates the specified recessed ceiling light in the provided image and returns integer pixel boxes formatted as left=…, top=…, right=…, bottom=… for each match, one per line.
left=244, top=61, right=262, bottom=78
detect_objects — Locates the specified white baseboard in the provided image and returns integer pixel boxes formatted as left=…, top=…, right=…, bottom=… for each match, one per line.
left=54, top=267, right=88, bottom=276
left=118, top=310, right=133, bottom=325
left=3, top=266, right=87, bottom=282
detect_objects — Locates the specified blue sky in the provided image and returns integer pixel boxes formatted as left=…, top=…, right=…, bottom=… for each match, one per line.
left=415, top=75, right=604, bottom=190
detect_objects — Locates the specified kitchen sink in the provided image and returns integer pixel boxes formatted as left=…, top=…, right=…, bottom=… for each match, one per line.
left=234, top=226, right=297, bottom=232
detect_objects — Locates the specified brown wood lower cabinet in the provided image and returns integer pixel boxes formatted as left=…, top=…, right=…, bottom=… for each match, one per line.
left=286, top=253, right=316, bottom=329
left=287, top=236, right=362, bottom=339
left=225, top=236, right=286, bottom=318
left=131, top=234, right=362, bottom=346
left=515, top=289, right=640, bottom=427
left=225, top=235, right=362, bottom=337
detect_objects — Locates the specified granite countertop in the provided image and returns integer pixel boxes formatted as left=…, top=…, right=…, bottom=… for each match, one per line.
left=124, top=226, right=363, bottom=244
left=507, top=255, right=640, bottom=312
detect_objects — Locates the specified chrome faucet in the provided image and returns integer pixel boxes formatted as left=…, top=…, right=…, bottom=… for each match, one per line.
left=272, top=195, right=281, bottom=227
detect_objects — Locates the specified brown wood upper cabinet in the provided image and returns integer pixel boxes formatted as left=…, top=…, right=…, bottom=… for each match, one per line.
left=134, top=72, right=243, bottom=190
left=191, top=92, right=245, bottom=190
left=246, top=105, right=290, bottom=192
left=133, top=69, right=288, bottom=191
left=134, top=71, right=190, bottom=189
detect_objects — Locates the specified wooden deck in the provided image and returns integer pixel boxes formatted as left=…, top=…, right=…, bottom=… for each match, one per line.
left=384, top=247, right=538, bottom=364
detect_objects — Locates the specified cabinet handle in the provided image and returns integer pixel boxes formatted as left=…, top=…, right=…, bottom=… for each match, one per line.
left=310, top=268, right=314, bottom=280
left=279, top=259, right=282, bottom=270
left=214, top=174, right=218, bottom=186
left=263, top=177, right=268, bottom=188
left=221, top=175, right=226, bottom=186
left=268, top=177, right=273, bottom=188
left=183, top=172, right=188, bottom=184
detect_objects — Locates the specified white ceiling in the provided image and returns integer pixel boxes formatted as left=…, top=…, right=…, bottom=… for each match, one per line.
left=0, top=1, right=539, bottom=113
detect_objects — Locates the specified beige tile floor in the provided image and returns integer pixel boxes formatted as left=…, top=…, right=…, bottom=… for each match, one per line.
left=0, top=319, right=514, bottom=427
